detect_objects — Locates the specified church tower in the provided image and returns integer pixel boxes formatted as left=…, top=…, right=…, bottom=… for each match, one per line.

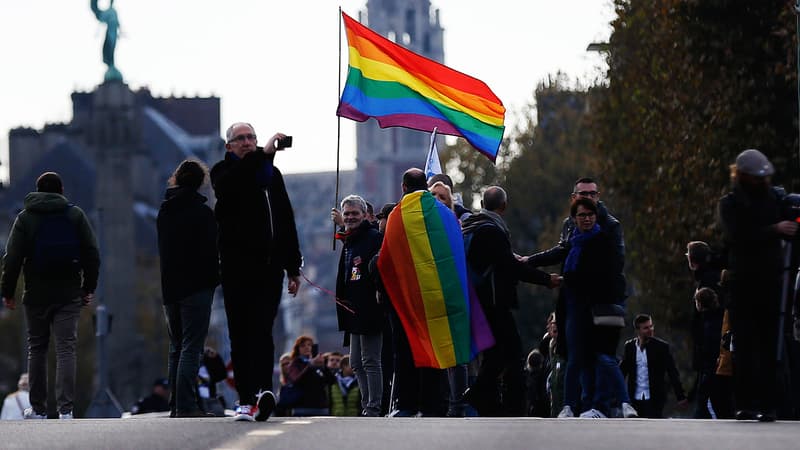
left=355, top=0, right=445, bottom=206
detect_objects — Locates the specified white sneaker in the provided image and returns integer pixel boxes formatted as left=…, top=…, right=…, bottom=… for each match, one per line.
left=621, top=402, right=638, bottom=418
left=23, top=407, right=47, bottom=420
left=59, top=411, right=74, bottom=420
left=579, top=408, right=607, bottom=419
left=557, top=405, right=575, bottom=418
left=233, top=405, right=255, bottom=422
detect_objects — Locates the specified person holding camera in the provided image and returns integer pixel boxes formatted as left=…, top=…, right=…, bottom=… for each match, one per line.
left=718, top=148, right=797, bottom=422
left=210, top=122, right=302, bottom=422
left=285, top=335, right=335, bottom=416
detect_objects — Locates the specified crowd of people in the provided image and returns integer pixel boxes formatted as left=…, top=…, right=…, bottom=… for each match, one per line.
left=1, top=117, right=798, bottom=423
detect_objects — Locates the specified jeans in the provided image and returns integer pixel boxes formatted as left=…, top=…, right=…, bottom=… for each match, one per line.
left=223, top=272, right=283, bottom=406
left=164, top=288, right=214, bottom=413
left=350, top=332, right=383, bottom=416
left=25, top=299, right=82, bottom=415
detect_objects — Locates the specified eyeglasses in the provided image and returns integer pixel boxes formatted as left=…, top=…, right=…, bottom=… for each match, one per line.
left=575, top=212, right=596, bottom=219
left=575, top=190, right=599, bottom=197
left=229, top=133, right=257, bottom=143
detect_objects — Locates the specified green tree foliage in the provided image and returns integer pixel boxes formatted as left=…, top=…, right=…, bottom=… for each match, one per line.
left=591, top=0, right=799, bottom=329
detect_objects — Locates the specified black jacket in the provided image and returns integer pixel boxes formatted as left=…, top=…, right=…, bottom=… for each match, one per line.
left=210, top=151, right=302, bottom=282
left=336, top=220, right=384, bottom=334
left=562, top=228, right=625, bottom=306
left=462, top=211, right=551, bottom=310
left=718, top=184, right=784, bottom=277
left=157, top=187, right=220, bottom=304
left=620, top=337, right=686, bottom=412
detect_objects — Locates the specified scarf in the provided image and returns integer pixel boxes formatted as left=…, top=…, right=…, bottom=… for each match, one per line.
left=563, top=223, right=600, bottom=274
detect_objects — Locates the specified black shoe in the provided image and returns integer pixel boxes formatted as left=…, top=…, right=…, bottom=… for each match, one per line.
left=757, top=411, right=776, bottom=422
left=735, top=410, right=759, bottom=421
left=254, top=390, right=276, bottom=422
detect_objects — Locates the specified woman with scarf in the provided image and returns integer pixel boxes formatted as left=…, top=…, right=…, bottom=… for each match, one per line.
left=558, top=197, right=636, bottom=419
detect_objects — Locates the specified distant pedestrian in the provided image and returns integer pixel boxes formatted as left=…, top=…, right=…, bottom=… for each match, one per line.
left=1, top=172, right=100, bottom=420
left=157, top=160, right=219, bottom=418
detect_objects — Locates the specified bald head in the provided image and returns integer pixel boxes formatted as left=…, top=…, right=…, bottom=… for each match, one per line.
left=402, top=168, right=428, bottom=193
left=482, top=186, right=507, bottom=212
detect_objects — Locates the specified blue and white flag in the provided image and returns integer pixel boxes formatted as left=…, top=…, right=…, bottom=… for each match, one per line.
left=424, top=127, right=442, bottom=179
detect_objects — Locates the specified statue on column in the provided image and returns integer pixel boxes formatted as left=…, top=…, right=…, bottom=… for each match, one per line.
left=91, top=0, right=122, bottom=82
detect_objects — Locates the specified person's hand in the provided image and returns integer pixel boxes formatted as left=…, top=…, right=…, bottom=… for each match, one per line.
left=515, top=253, right=529, bottom=263
left=263, top=132, right=288, bottom=155
left=82, top=292, right=94, bottom=306
left=2, top=297, right=15, bottom=310
left=287, top=275, right=301, bottom=297
left=775, top=220, right=799, bottom=237
left=330, top=208, right=344, bottom=227
left=311, top=353, right=325, bottom=367
left=676, top=399, right=690, bottom=410
left=548, top=274, right=562, bottom=289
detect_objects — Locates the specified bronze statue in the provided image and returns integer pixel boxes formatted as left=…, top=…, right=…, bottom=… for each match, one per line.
left=91, top=0, right=122, bottom=82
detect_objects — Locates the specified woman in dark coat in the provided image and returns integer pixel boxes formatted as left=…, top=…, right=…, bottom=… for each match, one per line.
left=285, top=335, right=335, bottom=416
left=157, top=160, right=219, bottom=417
left=558, top=197, right=636, bottom=419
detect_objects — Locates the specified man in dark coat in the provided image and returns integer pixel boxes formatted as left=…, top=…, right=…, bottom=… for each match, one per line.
left=335, top=194, right=384, bottom=416
left=718, top=148, right=797, bottom=421
left=1, top=172, right=100, bottom=420
left=210, top=122, right=302, bottom=422
left=620, top=314, right=687, bottom=418
left=462, top=185, right=559, bottom=416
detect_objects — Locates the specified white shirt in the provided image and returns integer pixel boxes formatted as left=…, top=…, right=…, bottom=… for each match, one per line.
left=634, top=341, right=650, bottom=401
left=1, top=391, right=31, bottom=420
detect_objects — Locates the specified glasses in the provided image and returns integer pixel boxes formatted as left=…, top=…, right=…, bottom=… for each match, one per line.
left=575, top=212, right=596, bottom=219
left=575, top=190, right=599, bottom=197
left=229, top=133, right=257, bottom=143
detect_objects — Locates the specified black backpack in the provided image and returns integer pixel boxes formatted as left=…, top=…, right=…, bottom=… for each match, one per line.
left=30, top=206, right=81, bottom=273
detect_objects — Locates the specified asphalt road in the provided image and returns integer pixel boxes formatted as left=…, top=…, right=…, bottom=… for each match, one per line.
left=0, top=415, right=798, bottom=450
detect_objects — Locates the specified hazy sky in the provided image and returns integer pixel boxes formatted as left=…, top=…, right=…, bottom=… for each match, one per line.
left=0, top=0, right=614, bottom=179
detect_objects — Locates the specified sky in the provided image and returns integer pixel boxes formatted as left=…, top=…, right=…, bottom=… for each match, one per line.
left=0, top=0, right=615, bottom=180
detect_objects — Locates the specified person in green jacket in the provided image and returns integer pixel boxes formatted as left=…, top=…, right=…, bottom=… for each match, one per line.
left=1, top=172, right=100, bottom=419
left=330, top=355, right=361, bottom=416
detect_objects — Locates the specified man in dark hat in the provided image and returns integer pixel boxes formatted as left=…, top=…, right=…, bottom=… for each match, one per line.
left=718, top=148, right=797, bottom=422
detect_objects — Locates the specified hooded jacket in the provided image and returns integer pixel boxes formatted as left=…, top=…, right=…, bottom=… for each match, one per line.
left=1, top=192, right=100, bottom=305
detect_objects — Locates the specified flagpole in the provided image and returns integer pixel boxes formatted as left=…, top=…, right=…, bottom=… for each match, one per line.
left=334, top=6, right=343, bottom=251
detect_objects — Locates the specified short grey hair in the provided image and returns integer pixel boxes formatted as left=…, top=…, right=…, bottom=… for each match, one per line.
left=225, top=122, right=255, bottom=142
left=340, top=194, right=367, bottom=213
left=482, top=186, right=507, bottom=211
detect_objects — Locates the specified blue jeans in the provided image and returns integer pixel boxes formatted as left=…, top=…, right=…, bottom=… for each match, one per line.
left=592, top=352, right=629, bottom=414
left=164, top=288, right=214, bottom=413
left=351, top=332, right=383, bottom=416
left=564, top=297, right=592, bottom=411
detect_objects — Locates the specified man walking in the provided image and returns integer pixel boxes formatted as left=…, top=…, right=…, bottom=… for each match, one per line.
left=620, top=314, right=687, bottom=418
left=1, top=172, right=100, bottom=420
left=211, top=122, right=302, bottom=421
left=462, top=186, right=559, bottom=416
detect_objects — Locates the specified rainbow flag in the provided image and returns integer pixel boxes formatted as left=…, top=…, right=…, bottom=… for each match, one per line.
left=377, top=191, right=494, bottom=368
left=337, top=12, right=506, bottom=162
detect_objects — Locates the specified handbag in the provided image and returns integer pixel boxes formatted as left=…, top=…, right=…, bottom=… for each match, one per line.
left=591, top=303, right=625, bottom=327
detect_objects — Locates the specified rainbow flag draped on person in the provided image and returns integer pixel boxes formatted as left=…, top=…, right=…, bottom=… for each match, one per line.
left=377, top=190, right=494, bottom=368
left=336, top=12, right=506, bottom=162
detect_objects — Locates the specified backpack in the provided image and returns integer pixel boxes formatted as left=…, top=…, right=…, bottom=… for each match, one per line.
left=463, top=224, right=495, bottom=288
left=30, top=206, right=81, bottom=273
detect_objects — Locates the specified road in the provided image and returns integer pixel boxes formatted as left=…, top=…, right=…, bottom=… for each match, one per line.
left=0, top=414, right=797, bottom=450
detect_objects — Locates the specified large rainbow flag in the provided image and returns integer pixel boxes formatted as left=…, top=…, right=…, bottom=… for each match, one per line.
left=377, top=190, right=494, bottom=368
left=337, top=12, right=506, bottom=162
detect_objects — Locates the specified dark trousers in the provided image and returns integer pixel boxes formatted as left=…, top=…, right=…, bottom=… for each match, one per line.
left=164, top=288, right=214, bottom=413
left=472, top=307, right=524, bottom=416
left=632, top=398, right=663, bottom=418
left=25, top=299, right=82, bottom=415
left=730, top=279, right=780, bottom=413
left=223, top=272, right=283, bottom=406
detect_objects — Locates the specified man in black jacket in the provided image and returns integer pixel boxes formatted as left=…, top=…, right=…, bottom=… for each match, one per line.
left=620, top=314, right=687, bottom=418
left=462, top=186, right=559, bottom=416
left=718, top=149, right=797, bottom=422
left=210, top=122, right=302, bottom=422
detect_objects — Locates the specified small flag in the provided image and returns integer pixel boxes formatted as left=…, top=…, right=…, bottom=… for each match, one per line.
left=424, top=127, right=442, bottom=179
